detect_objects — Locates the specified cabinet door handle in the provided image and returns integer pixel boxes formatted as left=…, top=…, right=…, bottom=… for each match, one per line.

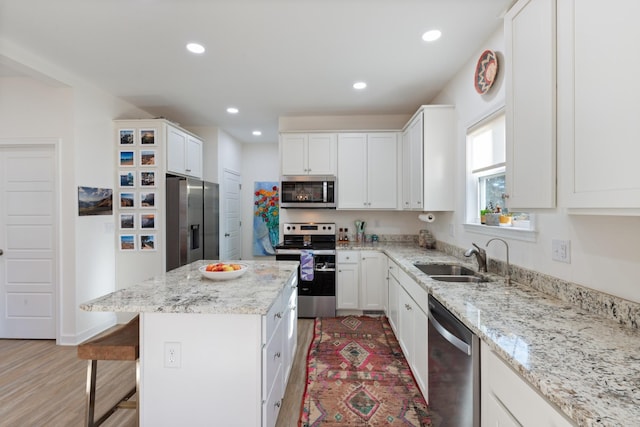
left=0, top=249, right=3, bottom=256
left=405, top=303, right=412, bottom=311
left=274, top=351, right=281, bottom=359
left=275, top=400, right=282, bottom=409
left=274, top=312, right=282, bottom=319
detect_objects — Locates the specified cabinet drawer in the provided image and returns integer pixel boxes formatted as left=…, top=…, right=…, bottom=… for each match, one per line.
left=263, top=361, right=284, bottom=427
left=263, top=318, right=284, bottom=398
left=337, top=250, right=359, bottom=263
left=398, top=268, right=428, bottom=313
left=263, top=290, right=285, bottom=343
left=388, top=259, right=400, bottom=279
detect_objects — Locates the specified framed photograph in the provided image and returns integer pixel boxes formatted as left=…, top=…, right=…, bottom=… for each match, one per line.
left=78, top=186, right=113, bottom=216
left=140, top=234, right=156, bottom=251
left=139, top=191, right=156, bottom=208
left=119, top=192, right=135, bottom=209
left=119, top=129, right=135, bottom=145
left=119, top=150, right=135, bottom=167
left=119, top=234, right=136, bottom=251
left=140, top=149, right=156, bottom=166
left=119, top=171, right=135, bottom=188
left=119, top=213, right=135, bottom=229
left=140, top=212, right=156, bottom=229
left=140, top=129, right=156, bottom=145
left=139, top=170, right=156, bottom=187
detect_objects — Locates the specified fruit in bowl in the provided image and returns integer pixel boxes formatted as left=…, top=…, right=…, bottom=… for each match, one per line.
left=199, top=263, right=248, bottom=281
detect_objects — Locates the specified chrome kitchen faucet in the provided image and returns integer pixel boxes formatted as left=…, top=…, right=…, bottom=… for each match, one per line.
left=486, top=238, right=511, bottom=285
left=464, top=243, right=487, bottom=272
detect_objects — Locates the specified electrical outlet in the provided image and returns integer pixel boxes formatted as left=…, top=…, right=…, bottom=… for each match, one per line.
left=164, top=342, right=181, bottom=368
left=552, top=239, right=571, bottom=263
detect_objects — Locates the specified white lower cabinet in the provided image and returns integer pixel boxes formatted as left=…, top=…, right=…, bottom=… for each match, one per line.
left=360, top=251, right=387, bottom=311
left=337, top=250, right=360, bottom=309
left=387, top=257, right=428, bottom=399
left=481, top=341, right=576, bottom=426
left=387, top=263, right=400, bottom=334
left=337, top=250, right=386, bottom=311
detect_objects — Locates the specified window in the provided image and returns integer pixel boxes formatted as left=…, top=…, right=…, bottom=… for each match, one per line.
left=466, top=111, right=532, bottom=231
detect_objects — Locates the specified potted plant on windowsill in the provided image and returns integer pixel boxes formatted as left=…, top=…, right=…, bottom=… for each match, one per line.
left=480, top=209, right=491, bottom=224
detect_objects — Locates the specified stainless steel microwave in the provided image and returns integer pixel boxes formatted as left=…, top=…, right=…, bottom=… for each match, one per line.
left=280, top=175, right=337, bottom=209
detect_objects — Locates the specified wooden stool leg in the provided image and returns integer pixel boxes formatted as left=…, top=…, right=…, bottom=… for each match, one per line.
left=85, top=359, right=98, bottom=427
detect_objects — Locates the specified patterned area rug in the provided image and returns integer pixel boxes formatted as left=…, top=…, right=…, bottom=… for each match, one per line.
left=300, top=316, right=432, bottom=426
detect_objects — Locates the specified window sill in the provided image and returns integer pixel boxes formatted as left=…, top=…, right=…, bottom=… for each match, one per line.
left=463, top=223, right=537, bottom=242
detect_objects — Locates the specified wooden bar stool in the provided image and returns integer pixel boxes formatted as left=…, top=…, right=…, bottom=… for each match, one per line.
left=77, top=315, right=140, bottom=427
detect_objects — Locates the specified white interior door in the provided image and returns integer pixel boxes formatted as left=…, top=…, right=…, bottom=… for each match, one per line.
left=221, top=169, right=241, bottom=260
left=0, top=143, right=57, bottom=339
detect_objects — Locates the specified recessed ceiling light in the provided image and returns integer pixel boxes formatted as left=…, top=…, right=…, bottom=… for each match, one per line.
left=353, top=81, right=367, bottom=90
left=422, top=30, right=442, bottom=42
left=252, top=130, right=262, bottom=136
left=186, top=42, right=205, bottom=54
left=226, top=107, right=239, bottom=114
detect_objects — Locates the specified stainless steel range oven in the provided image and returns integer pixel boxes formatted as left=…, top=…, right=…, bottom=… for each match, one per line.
left=275, top=223, right=336, bottom=318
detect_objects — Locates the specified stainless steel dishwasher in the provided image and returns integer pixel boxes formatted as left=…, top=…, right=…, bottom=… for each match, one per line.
left=428, top=295, right=480, bottom=427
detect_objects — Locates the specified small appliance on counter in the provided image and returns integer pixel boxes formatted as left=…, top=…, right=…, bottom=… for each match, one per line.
left=355, top=220, right=366, bottom=242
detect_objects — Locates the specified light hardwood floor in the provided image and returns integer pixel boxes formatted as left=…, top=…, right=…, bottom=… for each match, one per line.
left=0, top=319, right=314, bottom=427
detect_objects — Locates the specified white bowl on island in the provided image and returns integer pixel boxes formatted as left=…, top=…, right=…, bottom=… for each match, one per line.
left=199, top=263, right=248, bottom=281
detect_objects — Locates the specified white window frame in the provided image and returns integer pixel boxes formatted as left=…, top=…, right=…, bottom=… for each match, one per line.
left=465, top=108, right=536, bottom=242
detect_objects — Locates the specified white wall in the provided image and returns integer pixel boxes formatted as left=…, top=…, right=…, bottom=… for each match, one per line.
left=1, top=39, right=153, bottom=343
left=431, top=28, right=640, bottom=303
left=242, top=140, right=427, bottom=260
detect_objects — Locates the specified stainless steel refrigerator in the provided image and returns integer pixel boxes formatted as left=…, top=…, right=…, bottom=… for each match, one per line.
left=166, top=175, right=219, bottom=271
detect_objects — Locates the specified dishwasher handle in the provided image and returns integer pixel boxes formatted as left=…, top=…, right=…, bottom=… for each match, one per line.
left=428, top=308, right=472, bottom=356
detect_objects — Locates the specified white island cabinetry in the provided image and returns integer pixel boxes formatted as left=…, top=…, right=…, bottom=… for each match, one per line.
left=81, top=260, right=299, bottom=427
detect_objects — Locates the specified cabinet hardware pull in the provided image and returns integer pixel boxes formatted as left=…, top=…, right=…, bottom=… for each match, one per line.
left=0, top=249, right=3, bottom=256
left=405, top=304, right=412, bottom=310
left=275, top=400, right=281, bottom=408
left=274, top=351, right=281, bottom=359
left=275, top=312, right=282, bottom=319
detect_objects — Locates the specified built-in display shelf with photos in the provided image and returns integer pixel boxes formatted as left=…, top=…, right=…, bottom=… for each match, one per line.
left=116, top=125, right=159, bottom=253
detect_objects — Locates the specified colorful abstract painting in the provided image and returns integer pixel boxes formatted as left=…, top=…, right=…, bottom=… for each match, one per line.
left=253, top=182, right=279, bottom=256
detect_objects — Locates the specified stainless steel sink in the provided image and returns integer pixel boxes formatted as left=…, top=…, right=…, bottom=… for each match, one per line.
left=414, top=263, right=476, bottom=276
left=428, top=275, right=487, bottom=283
left=413, top=263, right=486, bottom=283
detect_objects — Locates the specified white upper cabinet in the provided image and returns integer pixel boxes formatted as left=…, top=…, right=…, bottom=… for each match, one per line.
left=402, top=114, right=424, bottom=210
left=505, top=0, right=556, bottom=209
left=557, top=0, right=640, bottom=211
left=337, top=132, right=398, bottom=209
left=280, top=133, right=337, bottom=176
left=421, top=106, right=455, bottom=211
left=167, top=125, right=203, bottom=179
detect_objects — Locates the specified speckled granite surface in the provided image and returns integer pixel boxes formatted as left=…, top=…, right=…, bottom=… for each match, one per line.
left=80, top=260, right=298, bottom=315
left=343, top=242, right=640, bottom=427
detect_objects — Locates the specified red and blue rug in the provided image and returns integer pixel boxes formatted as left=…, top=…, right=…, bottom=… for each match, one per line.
left=300, top=316, right=432, bottom=426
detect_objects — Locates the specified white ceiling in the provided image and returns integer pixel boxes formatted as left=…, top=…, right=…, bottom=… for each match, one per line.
left=0, top=0, right=514, bottom=143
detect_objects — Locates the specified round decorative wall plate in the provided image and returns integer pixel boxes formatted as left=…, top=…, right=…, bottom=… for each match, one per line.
left=474, top=49, right=498, bottom=94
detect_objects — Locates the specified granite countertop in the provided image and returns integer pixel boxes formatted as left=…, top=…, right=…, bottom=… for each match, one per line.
left=80, top=260, right=299, bottom=315
left=359, top=243, right=640, bottom=427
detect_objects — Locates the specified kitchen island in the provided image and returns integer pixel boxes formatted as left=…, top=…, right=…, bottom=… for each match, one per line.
left=81, top=260, right=299, bottom=427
